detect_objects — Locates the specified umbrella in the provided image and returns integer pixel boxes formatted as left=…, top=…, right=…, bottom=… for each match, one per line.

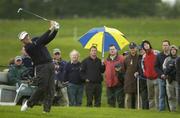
left=79, top=26, right=129, bottom=58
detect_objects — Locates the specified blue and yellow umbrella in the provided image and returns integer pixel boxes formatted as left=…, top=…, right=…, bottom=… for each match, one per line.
left=79, top=26, right=129, bottom=58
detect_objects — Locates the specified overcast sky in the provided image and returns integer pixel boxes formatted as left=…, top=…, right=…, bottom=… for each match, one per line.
left=162, top=0, right=177, bottom=6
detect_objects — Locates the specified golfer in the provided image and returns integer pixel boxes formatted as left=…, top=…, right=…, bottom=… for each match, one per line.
left=20, top=20, right=59, bottom=113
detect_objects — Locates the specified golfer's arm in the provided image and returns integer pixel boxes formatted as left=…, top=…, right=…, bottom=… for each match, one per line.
left=36, top=30, right=57, bottom=45
left=45, top=30, right=58, bottom=44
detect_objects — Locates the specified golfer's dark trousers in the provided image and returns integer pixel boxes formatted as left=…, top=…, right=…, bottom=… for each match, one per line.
left=27, top=62, right=55, bottom=112
left=85, top=82, right=102, bottom=107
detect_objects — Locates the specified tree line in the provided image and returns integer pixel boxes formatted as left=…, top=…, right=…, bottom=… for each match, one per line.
left=0, top=0, right=180, bottom=19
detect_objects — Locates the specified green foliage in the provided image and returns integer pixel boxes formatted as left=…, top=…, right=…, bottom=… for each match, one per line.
left=0, top=0, right=165, bottom=19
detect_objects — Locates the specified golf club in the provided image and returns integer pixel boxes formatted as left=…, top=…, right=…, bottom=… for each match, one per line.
left=17, top=8, right=50, bottom=21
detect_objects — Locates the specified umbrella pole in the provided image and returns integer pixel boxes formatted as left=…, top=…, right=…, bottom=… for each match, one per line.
left=102, top=30, right=105, bottom=59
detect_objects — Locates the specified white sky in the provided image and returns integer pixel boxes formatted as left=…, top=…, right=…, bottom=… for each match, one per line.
left=162, top=0, right=176, bottom=6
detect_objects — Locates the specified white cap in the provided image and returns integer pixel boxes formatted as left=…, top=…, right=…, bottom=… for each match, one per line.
left=18, top=31, right=28, bottom=40
left=53, top=48, right=61, bottom=54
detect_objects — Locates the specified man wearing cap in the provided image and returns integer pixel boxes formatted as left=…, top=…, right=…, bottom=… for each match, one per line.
left=163, top=45, right=178, bottom=111
left=52, top=48, right=69, bottom=106
left=7, top=56, right=27, bottom=86
left=124, top=42, right=139, bottom=109
left=20, top=20, right=59, bottom=113
left=176, top=52, right=180, bottom=106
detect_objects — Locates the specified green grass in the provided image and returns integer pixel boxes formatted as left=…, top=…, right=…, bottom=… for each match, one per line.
left=0, top=18, right=180, bottom=113
left=0, top=106, right=179, bottom=118
left=0, top=18, right=180, bottom=65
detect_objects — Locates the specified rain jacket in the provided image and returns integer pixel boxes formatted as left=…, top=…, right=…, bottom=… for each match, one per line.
left=143, top=50, right=158, bottom=80
left=104, top=55, right=125, bottom=87
left=7, top=64, right=27, bottom=86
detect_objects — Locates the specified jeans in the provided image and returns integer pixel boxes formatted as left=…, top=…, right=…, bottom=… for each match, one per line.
left=158, top=78, right=166, bottom=111
left=68, top=83, right=84, bottom=106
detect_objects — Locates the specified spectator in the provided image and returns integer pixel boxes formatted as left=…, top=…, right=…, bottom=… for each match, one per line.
left=176, top=55, right=180, bottom=106
left=64, top=49, right=84, bottom=106
left=7, top=56, right=27, bottom=87
left=52, top=48, right=69, bottom=106
left=134, top=46, right=149, bottom=109
left=163, top=45, right=178, bottom=111
left=155, top=40, right=170, bottom=111
left=104, top=44, right=125, bottom=108
left=141, top=40, right=159, bottom=110
left=21, top=47, right=34, bottom=78
left=124, top=42, right=139, bottom=109
left=80, top=46, right=105, bottom=107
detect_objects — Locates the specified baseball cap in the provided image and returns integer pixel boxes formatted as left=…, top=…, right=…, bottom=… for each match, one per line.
left=18, top=31, right=28, bottom=40
left=15, top=56, right=22, bottom=61
left=129, top=42, right=137, bottom=49
left=53, top=48, right=61, bottom=54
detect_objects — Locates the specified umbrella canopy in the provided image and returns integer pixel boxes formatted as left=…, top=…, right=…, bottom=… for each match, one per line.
left=79, top=26, right=129, bottom=57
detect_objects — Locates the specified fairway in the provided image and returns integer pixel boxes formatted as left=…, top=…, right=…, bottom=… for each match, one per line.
left=0, top=106, right=179, bottom=118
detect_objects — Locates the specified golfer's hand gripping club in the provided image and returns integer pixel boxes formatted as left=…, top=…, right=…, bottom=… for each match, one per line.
left=49, top=21, right=60, bottom=31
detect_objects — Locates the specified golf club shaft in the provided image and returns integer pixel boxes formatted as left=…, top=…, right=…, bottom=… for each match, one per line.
left=19, top=8, right=49, bottom=21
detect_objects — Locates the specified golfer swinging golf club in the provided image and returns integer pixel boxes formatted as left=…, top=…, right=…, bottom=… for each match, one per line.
left=20, top=20, right=59, bottom=113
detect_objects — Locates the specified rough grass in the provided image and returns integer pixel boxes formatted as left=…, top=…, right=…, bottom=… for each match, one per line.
left=0, top=106, right=179, bottom=118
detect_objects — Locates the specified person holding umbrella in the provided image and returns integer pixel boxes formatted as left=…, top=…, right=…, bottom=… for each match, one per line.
left=104, top=44, right=125, bottom=108
left=20, top=20, right=59, bottom=113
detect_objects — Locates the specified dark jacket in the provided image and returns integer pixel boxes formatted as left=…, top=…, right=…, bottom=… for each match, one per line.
left=22, top=55, right=34, bottom=77
left=25, top=30, right=58, bottom=66
left=80, top=56, right=105, bottom=83
left=155, top=52, right=169, bottom=78
left=163, top=56, right=177, bottom=82
left=137, top=55, right=144, bottom=78
left=7, top=65, right=27, bottom=86
left=53, top=59, right=67, bottom=81
left=64, top=61, right=84, bottom=85
left=124, top=54, right=139, bottom=93
left=176, top=57, right=180, bottom=83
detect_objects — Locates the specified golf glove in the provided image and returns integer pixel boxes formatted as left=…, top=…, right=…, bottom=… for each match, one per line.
left=54, top=21, right=60, bottom=30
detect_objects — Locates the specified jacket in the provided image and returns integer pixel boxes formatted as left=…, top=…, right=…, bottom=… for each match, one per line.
left=104, top=55, right=125, bottom=87
left=155, top=52, right=169, bottom=78
left=7, top=64, right=27, bottom=86
left=176, top=57, right=180, bottom=83
left=143, top=50, right=158, bottom=79
left=80, top=56, right=105, bottom=83
left=25, top=30, right=58, bottom=66
left=124, top=53, right=139, bottom=93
